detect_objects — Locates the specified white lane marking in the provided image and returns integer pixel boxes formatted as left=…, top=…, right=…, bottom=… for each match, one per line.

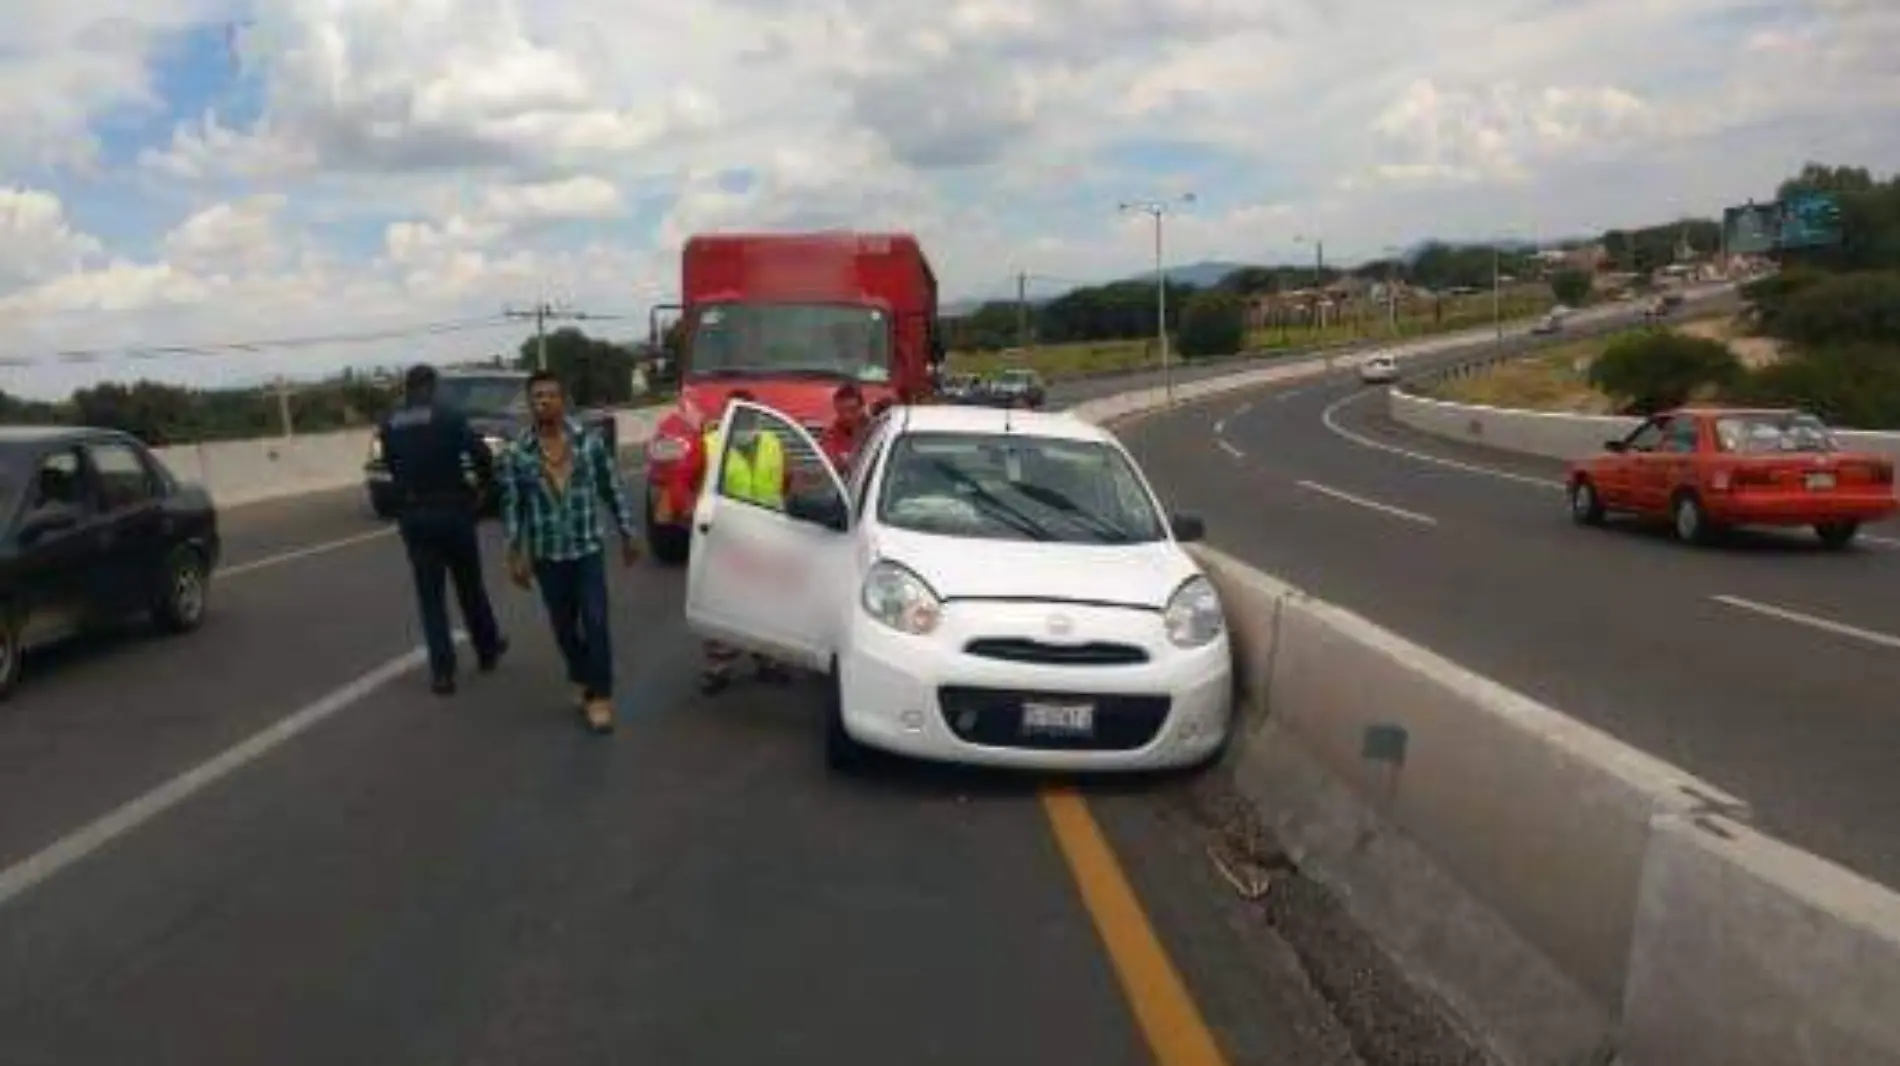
left=1235, top=402, right=1254, bottom=416
left=0, top=640, right=457, bottom=910
left=1863, top=533, right=1900, bottom=549
left=1319, top=389, right=1566, bottom=491
left=1213, top=418, right=1226, bottom=435
left=219, top=527, right=397, bottom=578
left=1711, top=595, right=1900, bottom=650
left=1217, top=438, right=1246, bottom=460
left=1295, top=479, right=1438, bottom=526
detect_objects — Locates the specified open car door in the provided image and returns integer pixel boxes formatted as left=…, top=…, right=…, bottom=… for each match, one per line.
left=684, top=401, right=853, bottom=670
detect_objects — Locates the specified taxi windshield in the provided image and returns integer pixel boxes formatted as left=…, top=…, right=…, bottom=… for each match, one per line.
left=689, top=302, right=892, bottom=385
left=877, top=432, right=1166, bottom=544
left=1714, top=413, right=1839, bottom=454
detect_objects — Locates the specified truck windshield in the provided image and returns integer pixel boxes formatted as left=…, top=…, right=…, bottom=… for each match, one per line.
left=689, top=303, right=892, bottom=384
left=437, top=377, right=527, bottom=415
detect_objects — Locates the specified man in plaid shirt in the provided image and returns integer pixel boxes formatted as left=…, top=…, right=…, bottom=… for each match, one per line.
left=500, top=371, right=641, bottom=734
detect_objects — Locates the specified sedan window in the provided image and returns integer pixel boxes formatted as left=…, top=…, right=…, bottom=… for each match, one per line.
left=877, top=432, right=1166, bottom=544
left=88, top=441, right=158, bottom=511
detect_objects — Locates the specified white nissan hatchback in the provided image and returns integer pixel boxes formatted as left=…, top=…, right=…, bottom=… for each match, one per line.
left=685, top=401, right=1233, bottom=774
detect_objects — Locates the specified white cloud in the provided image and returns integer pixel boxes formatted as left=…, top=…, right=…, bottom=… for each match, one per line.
left=0, top=0, right=1892, bottom=398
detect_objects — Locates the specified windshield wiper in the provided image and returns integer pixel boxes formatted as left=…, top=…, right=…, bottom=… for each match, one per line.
left=1014, top=483, right=1141, bottom=543
left=926, top=460, right=1055, bottom=541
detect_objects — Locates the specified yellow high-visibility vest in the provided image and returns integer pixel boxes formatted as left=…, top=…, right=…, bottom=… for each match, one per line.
left=703, top=422, right=784, bottom=509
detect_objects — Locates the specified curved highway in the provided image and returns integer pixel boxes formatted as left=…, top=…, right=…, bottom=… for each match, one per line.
left=0, top=361, right=1503, bottom=1066
left=1122, top=345, right=1900, bottom=890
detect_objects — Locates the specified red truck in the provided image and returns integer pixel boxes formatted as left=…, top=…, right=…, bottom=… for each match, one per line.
left=643, top=230, right=945, bottom=564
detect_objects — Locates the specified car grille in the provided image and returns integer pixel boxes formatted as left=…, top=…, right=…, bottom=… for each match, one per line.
left=963, top=638, right=1149, bottom=665
left=937, top=686, right=1171, bottom=751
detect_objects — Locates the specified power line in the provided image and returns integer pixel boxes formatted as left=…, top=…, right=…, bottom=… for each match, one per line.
left=0, top=314, right=520, bottom=368
left=503, top=302, right=624, bottom=371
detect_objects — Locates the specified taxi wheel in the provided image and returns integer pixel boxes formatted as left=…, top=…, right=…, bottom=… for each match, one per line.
left=1568, top=478, right=1605, bottom=526
left=823, top=660, right=869, bottom=775
left=0, top=608, right=22, bottom=701
left=1816, top=521, right=1860, bottom=550
left=1671, top=491, right=1715, bottom=546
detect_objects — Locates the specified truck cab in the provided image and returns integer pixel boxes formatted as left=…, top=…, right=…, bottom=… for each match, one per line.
left=642, top=231, right=945, bottom=564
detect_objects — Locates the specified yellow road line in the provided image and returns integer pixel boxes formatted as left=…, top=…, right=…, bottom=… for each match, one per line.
left=1040, top=786, right=1230, bottom=1066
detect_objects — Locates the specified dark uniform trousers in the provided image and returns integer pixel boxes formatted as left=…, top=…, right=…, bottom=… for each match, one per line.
left=401, top=507, right=503, bottom=679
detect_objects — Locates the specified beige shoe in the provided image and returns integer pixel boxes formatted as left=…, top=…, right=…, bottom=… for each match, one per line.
left=583, top=696, right=615, bottom=734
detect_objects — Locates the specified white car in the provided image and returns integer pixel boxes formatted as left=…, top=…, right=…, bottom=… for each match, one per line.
left=685, top=401, right=1233, bottom=773
left=1359, top=353, right=1399, bottom=384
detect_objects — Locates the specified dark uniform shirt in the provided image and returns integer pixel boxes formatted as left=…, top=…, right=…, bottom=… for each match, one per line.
left=377, top=402, right=494, bottom=522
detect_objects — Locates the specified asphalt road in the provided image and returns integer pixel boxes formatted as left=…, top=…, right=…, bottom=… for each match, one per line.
left=0, top=450, right=1444, bottom=1064
left=1120, top=342, right=1900, bottom=890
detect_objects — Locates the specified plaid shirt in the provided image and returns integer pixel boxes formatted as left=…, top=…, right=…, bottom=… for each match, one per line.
left=500, top=418, right=638, bottom=562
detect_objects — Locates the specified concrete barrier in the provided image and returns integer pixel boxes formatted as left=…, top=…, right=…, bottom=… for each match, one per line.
left=1157, top=544, right=1900, bottom=1065
left=151, top=406, right=666, bottom=511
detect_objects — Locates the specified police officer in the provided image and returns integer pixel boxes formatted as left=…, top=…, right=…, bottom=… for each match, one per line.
left=377, top=364, right=509, bottom=694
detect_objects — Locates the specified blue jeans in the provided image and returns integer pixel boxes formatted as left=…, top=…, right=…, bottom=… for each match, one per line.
left=533, top=551, right=613, bottom=699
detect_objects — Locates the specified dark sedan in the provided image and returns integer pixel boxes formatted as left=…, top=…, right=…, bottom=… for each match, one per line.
left=0, top=427, right=220, bottom=697
left=363, top=370, right=619, bottom=520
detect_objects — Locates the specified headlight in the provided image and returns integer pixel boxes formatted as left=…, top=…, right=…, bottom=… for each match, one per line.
left=1163, top=575, right=1224, bottom=648
left=860, top=560, right=942, bottom=635
left=647, top=434, right=689, bottom=463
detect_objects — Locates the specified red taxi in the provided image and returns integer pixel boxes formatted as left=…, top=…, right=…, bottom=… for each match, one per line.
left=1566, top=407, right=1896, bottom=548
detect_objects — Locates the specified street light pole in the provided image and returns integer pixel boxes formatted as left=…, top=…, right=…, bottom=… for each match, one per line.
left=1120, top=193, right=1195, bottom=405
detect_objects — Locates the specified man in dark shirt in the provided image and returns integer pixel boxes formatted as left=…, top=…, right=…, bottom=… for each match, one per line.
left=377, top=364, right=508, bottom=694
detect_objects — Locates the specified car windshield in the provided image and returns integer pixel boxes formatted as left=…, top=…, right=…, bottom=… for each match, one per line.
left=435, top=377, right=527, bottom=416
left=1714, top=413, right=1839, bottom=454
left=877, top=431, right=1166, bottom=544
left=689, top=302, right=892, bottom=384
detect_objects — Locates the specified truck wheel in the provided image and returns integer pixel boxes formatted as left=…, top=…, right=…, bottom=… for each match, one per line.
left=0, top=606, right=22, bottom=701
left=645, top=492, right=691, bottom=566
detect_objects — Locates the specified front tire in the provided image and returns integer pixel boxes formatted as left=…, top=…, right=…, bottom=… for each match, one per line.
left=153, top=546, right=210, bottom=633
left=1816, top=521, right=1860, bottom=550
left=1569, top=478, right=1605, bottom=526
left=645, top=491, right=691, bottom=566
left=823, top=660, right=869, bottom=775
left=0, top=607, right=23, bottom=701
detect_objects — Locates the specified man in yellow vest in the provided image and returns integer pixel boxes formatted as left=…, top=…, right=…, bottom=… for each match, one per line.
left=700, top=390, right=793, bottom=694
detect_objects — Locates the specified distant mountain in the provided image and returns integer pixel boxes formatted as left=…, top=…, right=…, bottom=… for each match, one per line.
left=1126, top=260, right=1256, bottom=287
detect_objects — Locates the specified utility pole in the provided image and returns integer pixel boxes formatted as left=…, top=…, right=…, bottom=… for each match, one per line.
left=1295, top=234, right=1325, bottom=332
left=1119, top=192, right=1196, bottom=405
left=503, top=301, right=606, bottom=371
left=1492, top=242, right=1504, bottom=344
left=1015, top=271, right=1030, bottom=351
left=273, top=375, right=294, bottom=437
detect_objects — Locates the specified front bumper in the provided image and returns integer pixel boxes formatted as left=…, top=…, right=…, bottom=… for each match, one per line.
left=837, top=599, right=1232, bottom=771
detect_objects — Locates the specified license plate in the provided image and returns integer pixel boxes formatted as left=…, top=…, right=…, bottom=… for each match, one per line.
left=1807, top=473, right=1836, bottom=490
left=1022, top=700, right=1095, bottom=736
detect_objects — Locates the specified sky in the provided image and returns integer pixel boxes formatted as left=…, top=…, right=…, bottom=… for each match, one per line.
left=0, top=0, right=1894, bottom=400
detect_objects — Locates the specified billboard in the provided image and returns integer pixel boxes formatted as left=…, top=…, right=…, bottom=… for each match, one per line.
left=1722, top=193, right=1844, bottom=255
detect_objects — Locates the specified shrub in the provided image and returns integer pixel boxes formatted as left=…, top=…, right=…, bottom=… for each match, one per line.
left=1176, top=290, right=1246, bottom=359
left=1728, top=344, right=1900, bottom=430
left=1587, top=330, right=1743, bottom=415
left=1549, top=269, right=1592, bottom=306
left=1764, top=270, right=1900, bottom=348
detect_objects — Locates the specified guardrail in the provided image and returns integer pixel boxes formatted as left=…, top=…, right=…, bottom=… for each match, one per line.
left=1060, top=328, right=1900, bottom=1065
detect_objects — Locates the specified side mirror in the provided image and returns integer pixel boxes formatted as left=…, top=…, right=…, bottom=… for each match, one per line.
left=1170, top=513, right=1206, bottom=543
left=1604, top=440, right=1628, bottom=453
left=20, top=505, right=78, bottom=544
left=786, top=491, right=849, bottom=532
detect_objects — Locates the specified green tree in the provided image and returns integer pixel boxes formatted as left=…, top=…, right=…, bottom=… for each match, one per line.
left=1549, top=269, right=1592, bottom=306
left=1176, top=290, right=1246, bottom=359
left=516, top=327, right=638, bottom=407
left=1587, top=331, right=1742, bottom=415
left=1761, top=271, right=1900, bottom=348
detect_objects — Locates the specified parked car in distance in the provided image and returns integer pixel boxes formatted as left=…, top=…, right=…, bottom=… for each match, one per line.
left=363, top=368, right=620, bottom=520
left=684, top=401, right=1232, bottom=774
left=1530, top=306, right=1570, bottom=335
left=986, top=368, right=1047, bottom=409
left=1566, top=406, right=1896, bottom=548
left=0, top=427, right=220, bottom=697
left=937, top=373, right=983, bottom=404
left=1358, top=353, right=1399, bottom=384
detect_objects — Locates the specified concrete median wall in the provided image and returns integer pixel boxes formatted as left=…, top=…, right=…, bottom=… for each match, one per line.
left=1179, top=544, right=1900, bottom=1065
left=149, top=406, right=664, bottom=511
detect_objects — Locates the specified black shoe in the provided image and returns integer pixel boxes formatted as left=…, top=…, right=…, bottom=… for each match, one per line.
left=477, top=637, right=510, bottom=672
left=431, top=675, right=457, bottom=696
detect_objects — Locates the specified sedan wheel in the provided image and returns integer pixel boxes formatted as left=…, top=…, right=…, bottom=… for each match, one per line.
left=1569, top=480, right=1604, bottom=525
left=0, top=611, right=22, bottom=700
left=154, top=548, right=209, bottom=632
left=1672, top=493, right=1712, bottom=545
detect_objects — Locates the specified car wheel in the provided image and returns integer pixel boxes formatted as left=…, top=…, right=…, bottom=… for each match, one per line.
left=823, top=660, right=869, bottom=775
left=1671, top=491, right=1715, bottom=546
left=153, top=546, right=210, bottom=633
left=644, top=491, right=691, bottom=566
left=1568, top=478, right=1606, bottom=526
left=0, top=607, right=22, bottom=701
left=1816, top=521, right=1860, bottom=550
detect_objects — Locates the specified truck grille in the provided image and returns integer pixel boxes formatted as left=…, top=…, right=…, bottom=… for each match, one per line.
left=963, top=638, right=1149, bottom=666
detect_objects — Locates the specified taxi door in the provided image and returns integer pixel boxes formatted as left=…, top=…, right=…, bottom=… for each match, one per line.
left=684, top=401, right=854, bottom=670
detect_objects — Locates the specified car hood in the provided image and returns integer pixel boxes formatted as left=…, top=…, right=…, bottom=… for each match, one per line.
left=866, top=526, right=1199, bottom=609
